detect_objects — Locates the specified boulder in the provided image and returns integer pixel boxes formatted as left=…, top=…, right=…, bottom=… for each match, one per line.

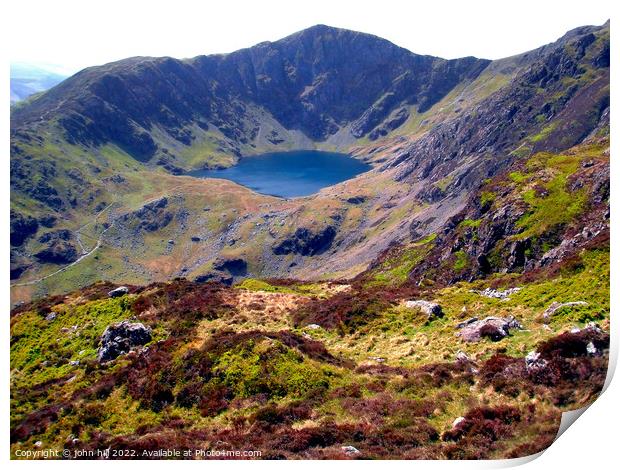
left=341, top=445, right=361, bottom=456
left=457, top=316, right=522, bottom=342
left=108, top=286, right=129, bottom=298
left=585, top=322, right=603, bottom=334
left=455, top=317, right=478, bottom=329
left=455, top=351, right=469, bottom=362
left=98, top=321, right=152, bottom=362
left=451, top=417, right=466, bottom=429
left=405, top=300, right=444, bottom=320
left=586, top=341, right=598, bottom=355
left=525, top=351, right=548, bottom=372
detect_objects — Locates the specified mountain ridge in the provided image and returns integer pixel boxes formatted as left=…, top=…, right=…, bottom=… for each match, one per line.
left=11, top=24, right=491, bottom=165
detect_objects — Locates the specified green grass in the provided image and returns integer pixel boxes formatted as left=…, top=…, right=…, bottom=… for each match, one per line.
left=509, top=172, right=527, bottom=183
left=235, top=279, right=326, bottom=297
left=212, top=338, right=331, bottom=399
left=514, top=153, right=588, bottom=239
left=459, top=218, right=482, bottom=229
left=435, top=174, right=454, bottom=192
left=453, top=250, right=469, bottom=272
left=11, top=297, right=133, bottom=380
left=369, top=234, right=437, bottom=286
left=529, top=121, right=558, bottom=143
left=480, top=191, right=496, bottom=208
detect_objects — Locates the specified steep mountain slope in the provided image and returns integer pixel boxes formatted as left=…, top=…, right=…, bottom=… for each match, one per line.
left=10, top=22, right=609, bottom=305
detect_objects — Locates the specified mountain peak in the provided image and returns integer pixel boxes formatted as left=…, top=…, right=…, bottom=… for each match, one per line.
left=279, top=23, right=402, bottom=50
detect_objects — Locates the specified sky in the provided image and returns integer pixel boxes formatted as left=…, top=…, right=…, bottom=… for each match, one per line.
left=5, top=0, right=612, bottom=76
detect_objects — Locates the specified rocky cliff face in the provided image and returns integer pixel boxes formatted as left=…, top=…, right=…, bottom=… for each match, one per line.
left=384, top=23, right=609, bottom=198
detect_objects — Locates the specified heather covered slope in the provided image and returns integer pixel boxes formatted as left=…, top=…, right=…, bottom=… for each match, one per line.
left=10, top=236, right=609, bottom=459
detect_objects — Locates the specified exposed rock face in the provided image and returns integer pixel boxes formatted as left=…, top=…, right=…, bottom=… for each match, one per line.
left=33, top=240, right=78, bottom=264
left=213, top=258, right=248, bottom=276
left=457, top=316, right=523, bottom=342
left=404, top=300, right=444, bottom=320
left=193, top=258, right=247, bottom=286
left=367, top=107, right=410, bottom=140
left=37, top=229, right=73, bottom=244
left=8, top=23, right=610, bottom=294
left=404, top=91, right=609, bottom=288
left=98, top=321, right=152, bottom=362
left=475, top=287, right=521, bottom=300
left=389, top=23, right=609, bottom=194
left=10, top=251, right=31, bottom=280
left=194, top=272, right=233, bottom=286
left=345, top=196, right=366, bottom=204
left=273, top=226, right=337, bottom=256
left=119, top=197, right=173, bottom=232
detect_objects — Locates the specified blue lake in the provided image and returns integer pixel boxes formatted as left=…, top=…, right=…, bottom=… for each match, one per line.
left=188, top=150, right=371, bottom=198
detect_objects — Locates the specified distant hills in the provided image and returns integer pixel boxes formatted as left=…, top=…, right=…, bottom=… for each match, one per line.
left=10, top=63, right=67, bottom=103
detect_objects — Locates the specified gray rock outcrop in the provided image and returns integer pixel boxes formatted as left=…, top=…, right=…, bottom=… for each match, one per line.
left=98, top=321, right=151, bottom=362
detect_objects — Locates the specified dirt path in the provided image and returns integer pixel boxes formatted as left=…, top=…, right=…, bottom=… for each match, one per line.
left=11, top=203, right=117, bottom=288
